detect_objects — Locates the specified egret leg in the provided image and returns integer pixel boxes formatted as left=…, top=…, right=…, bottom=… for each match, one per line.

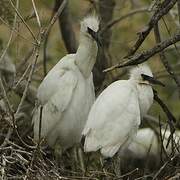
left=77, top=147, right=86, bottom=173
left=113, top=151, right=122, bottom=178
left=72, top=146, right=79, bottom=171
left=54, top=141, right=63, bottom=166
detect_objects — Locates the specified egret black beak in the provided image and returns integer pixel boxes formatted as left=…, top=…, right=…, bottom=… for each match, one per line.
left=87, top=27, right=102, bottom=47
left=141, top=74, right=165, bottom=87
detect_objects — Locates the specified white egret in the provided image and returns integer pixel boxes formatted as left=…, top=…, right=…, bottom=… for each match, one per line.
left=82, top=63, right=164, bottom=174
left=32, top=15, right=100, bottom=151
left=127, top=128, right=158, bottom=158
left=121, top=128, right=180, bottom=171
left=82, top=63, right=164, bottom=157
left=128, top=128, right=180, bottom=157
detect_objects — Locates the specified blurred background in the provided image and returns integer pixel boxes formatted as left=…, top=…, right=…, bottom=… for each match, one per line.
left=0, top=0, right=180, bottom=179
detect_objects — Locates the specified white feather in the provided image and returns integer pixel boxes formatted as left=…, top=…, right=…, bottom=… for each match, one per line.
left=127, top=128, right=180, bottom=158
left=83, top=80, right=141, bottom=157
left=32, top=15, right=99, bottom=150
left=82, top=63, right=154, bottom=157
left=80, top=15, right=99, bottom=33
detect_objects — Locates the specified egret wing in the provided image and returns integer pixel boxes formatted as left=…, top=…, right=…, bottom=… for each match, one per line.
left=83, top=80, right=141, bottom=157
left=36, top=54, right=75, bottom=105
left=33, top=70, right=77, bottom=144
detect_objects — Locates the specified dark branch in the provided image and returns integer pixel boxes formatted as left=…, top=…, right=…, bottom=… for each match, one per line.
left=100, top=7, right=149, bottom=35
left=154, top=23, right=180, bottom=98
left=153, top=89, right=176, bottom=150
left=54, top=0, right=77, bottom=53
left=104, top=30, right=180, bottom=72
left=126, top=0, right=177, bottom=57
left=93, top=0, right=115, bottom=91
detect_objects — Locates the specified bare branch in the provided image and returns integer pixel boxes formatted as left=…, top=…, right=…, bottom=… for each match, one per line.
left=104, top=30, right=180, bottom=72
left=126, top=0, right=177, bottom=57
left=0, top=0, right=19, bottom=63
left=0, top=17, right=36, bottom=45
left=9, top=0, right=38, bottom=44
left=42, top=0, right=67, bottom=76
left=42, top=0, right=67, bottom=40
left=31, top=0, right=41, bottom=28
left=14, top=81, right=37, bottom=105
left=100, top=7, right=149, bottom=35
left=154, top=23, right=180, bottom=98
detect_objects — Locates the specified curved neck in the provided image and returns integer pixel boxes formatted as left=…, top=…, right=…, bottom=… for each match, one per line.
left=75, top=34, right=98, bottom=78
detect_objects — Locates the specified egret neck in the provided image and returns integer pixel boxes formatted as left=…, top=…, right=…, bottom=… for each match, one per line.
left=75, top=34, right=98, bottom=79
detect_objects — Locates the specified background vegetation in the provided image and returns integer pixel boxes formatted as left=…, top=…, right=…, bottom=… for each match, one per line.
left=0, top=0, right=180, bottom=179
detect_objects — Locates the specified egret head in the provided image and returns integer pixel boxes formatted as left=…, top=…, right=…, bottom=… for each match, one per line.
left=80, top=15, right=101, bottom=45
left=130, top=63, right=165, bottom=86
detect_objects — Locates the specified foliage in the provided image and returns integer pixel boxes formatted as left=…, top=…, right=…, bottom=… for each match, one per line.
left=0, top=0, right=180, bottom=179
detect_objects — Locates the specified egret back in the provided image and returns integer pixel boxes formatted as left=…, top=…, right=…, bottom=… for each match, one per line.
left=83, top=80, right=141, bottom=157
left=33, top=54, right=95, bottom=149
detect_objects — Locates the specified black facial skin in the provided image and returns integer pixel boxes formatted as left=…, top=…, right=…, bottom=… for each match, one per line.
left=87, top=27, right=102, bottom=47
left=141, top=74, right=165, bottom=87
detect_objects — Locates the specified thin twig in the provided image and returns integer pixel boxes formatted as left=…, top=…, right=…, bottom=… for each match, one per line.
left=154, top=23, right=180, bottom=98
left=9, top=0, right=38, bottom=44
left=104, top=30, right=180, bottom=72
left=152, top=155, right=177, bottom=180
left=153, top=89, right=176, bottom=152
left=14, top=62, right=32, bottom=89
left=100, top=7, right=149, bottom=35
left=0, top=0, right=19, bottom=149
left=31, top=0, right=41, bottom=28
left=0, top=17, right=35, bottom=45
left=38, top=105, right=43, bottom=141
left=162, top=17, right=180, bottom=56
left=42, top=0, right=67, bottom=77
left=15, top=44, right=40, bottom=115
left=126, top=0, right=177, bottom=57
left=16, top=48, right=34, bottom=71
left=0, top=0, right=19, bottom=63
left=42, top=0, right=67, bottom=39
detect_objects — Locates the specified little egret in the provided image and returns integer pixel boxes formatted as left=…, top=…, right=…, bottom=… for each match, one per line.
left=127, top=128, right=180, bottom=157
left=82, top=63, right=164, bottom=175
left=121, top=128, right=180, bottom=170
left=32, top=15, right=100, bottom=151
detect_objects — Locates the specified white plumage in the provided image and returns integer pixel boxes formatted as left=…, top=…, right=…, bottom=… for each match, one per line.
left=127, top=128, right=180, bottom=158
left=127, top=128, right=158, bottom=158
left=82, top=63, right=155, bottom=158
left=32, top=15, right=99, bottom=150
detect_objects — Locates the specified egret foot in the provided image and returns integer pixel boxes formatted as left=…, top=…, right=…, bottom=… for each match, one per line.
left=54, top=142, right=63, bottom=167
left=78, top=147, right=86, bottom=173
